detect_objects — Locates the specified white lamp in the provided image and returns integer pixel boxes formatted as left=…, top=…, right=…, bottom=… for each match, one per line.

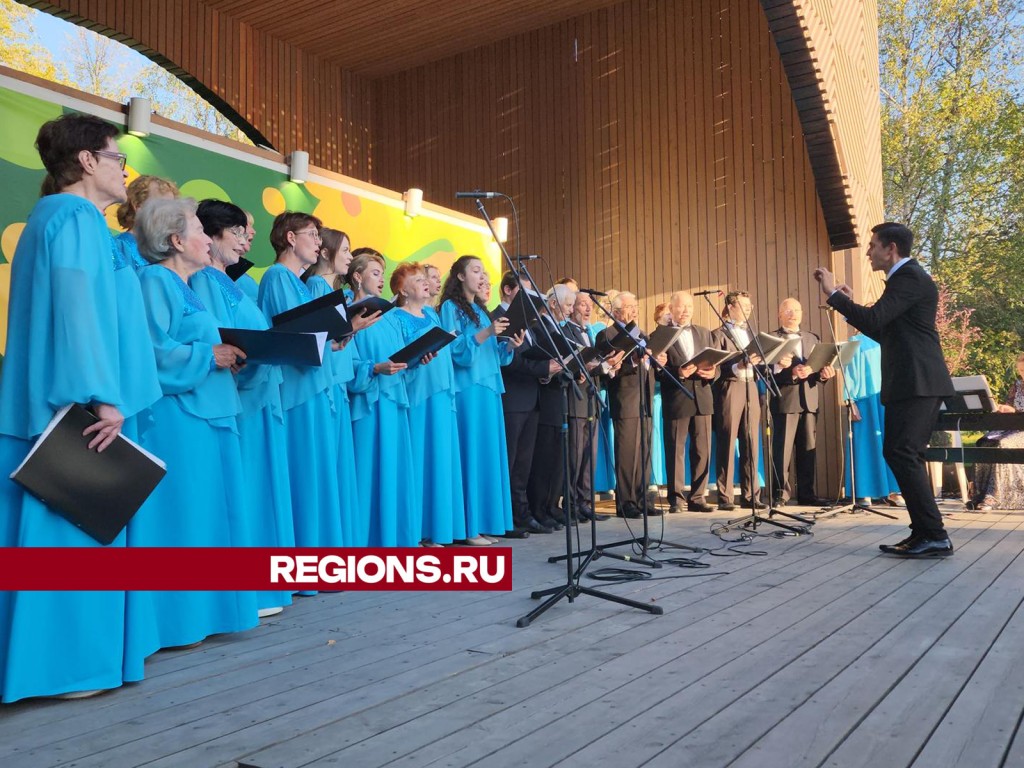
left=126, top=96, right=151, bottom=137
left=289, top=150, right=309, bottom=184
left=404, top=188, right=423, bottom=217
left=493, top=216, right=509, bottom=244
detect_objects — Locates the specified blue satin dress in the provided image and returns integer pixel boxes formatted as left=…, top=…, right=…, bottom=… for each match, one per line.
left=589, top=321, right=616, bottom=492
left=347, top=309, right=420, bottom=547
left=0, top=195, right=162, bottom=701
left=440, top=301, right=514, bottom=536
left=843, top=334, right=900, bottom=499
left=304, top=275, right=364, bottom=546
left=258, top=264, right=345, bottom=551
left=393, top=307, right=467, bottom=544
left=191, top=266, right=295, bottom=611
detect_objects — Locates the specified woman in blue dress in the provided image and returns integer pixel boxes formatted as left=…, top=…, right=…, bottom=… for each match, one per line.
left=590, top=292, right=617, bottom=493
left=390, top=263, right=467, bottom=546
left=133, top=197, right=258, bottom=647
left=257, top=213, right=346, bottom=555
left=439, top=256, right=524, bottom=538
left=300, top=229, right=378, bottom=547
left=0, top=115, right=163, bottom=701
left=236, top=210, right=260, bottom=303
left=190, top=199, right=294, bottom=617
left=112, top=174, right=179, bottom=271
left=345, top=248, right=420, bottom=547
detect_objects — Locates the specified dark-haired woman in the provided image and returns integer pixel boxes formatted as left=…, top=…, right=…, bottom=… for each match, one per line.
left=0, top=114, right=163, bottom=700
left=439, top=256, right=523, bottom=539
left=257, top=212, right=346, bottom=558
left=346, top=249, right=419, bottom=546
left=301, top=229, right=373, bottom=546
left=391, top=263, right=466, bottom=546
left=190, top=199, right=294, bottom=617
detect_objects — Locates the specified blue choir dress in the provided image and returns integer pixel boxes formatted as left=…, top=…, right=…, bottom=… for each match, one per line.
left=589, top=321, right=616, bottom=492
left=304, top=275, right=364, bottom=546
left=258, top=264, right=345, bottom=550
left=112, top=230, right=150, bottom=272
left=393, top=306, right=467, bottom=544
left=191, top=266, right=295, bottom=611
left=237, top=272, right=259, bottom=303
left=440, top=301, right=514, bottom=536
left=134, top=265, right=258, bottom=647
left=347, top=309, right=420, bottom=547
left=843, top=334, right=900, bottom=499
left=0, top=195, right=162, bottom=701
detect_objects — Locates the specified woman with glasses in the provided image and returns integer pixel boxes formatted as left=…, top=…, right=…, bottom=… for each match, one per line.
left=113, top=175, right=180, bottom=271
left=258, top=213, right=346, bottom=561
left=0, top=114, right=163, bottom=701
left=345, top=248, right=419, bottom=546
left=190, top=199, right=295, bottom=617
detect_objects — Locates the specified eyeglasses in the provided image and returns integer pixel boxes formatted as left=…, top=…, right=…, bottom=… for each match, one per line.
left=227, top=226, right=247, bottom=239
left=93, top=150, right=127, bottom=170
left=295, top=228, right=321, bottom=242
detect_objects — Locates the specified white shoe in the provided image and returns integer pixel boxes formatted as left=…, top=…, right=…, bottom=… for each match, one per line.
left=463, top=536, right=492, bottom=546
left=47, top=688, right=109, bottom=700
left=258, top=606, right=284, bottom=618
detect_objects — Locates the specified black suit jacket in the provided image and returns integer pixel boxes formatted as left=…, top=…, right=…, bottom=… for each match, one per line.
left=563, top=321, right=601, bottom=420
left=491, top=306, right=549, bottom=414
left=770, top=328, right=825, bottom=414
left=595, top=327, right=655, bottom=420
left=827, top=259, right=954, bottom=405
left=659, top=324, right=715, bottom=418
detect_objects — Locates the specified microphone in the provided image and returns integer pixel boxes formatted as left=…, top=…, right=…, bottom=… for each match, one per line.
left=578, top=288, right=607, bottom=296
left=693, top=289, right=723, bottom=296
left=516, top=254, right=541, bottom=261
left=455, top=191, right=500, bottom=199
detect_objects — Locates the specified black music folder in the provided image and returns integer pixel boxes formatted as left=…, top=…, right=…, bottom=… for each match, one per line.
left=226, top=257, right=254, bottom=281
left=272, top=288, right=352, bottom=340
left=682, top=347, right=734, bottom=369
left=10, top=404, right=167, bottom=545
left=348, top=295, right=396, bottom=318
left=219, top=327, right=327, bottom=366
left=647, top=324, right=685, bottom=356
left=498, top=289, right=546, bottom=339
left=389, top=327, right=458, bottom=367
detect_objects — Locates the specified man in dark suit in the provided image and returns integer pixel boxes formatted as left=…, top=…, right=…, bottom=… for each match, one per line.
left=815, top=222, right=955, bottom=557
left=493, top=271, right=562, bottom=535
left=659, top=291, right=717, bottom=513
left=595, top=292, right=667, bottom=518
left=712, top=290, right=765, bottom=511
left=769, top=298, right=835, bottom=506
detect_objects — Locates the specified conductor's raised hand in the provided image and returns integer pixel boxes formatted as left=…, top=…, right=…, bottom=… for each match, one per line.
left=84, top=403, right=124, bottom=452
left=813, top=266, right=836, bottom=295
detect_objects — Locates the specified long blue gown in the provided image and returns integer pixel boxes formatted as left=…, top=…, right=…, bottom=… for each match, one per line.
left=305, top=275, right=364, bottom=547
left=191, top=266, right=295, bottom=611
left=237, top=273, right=259, bottom=303
left=843, top=334, right=900, bottom=499
left=589, top=321, right=616, bottom=492
left=0, top=194, right=162, bottom=701
left=393, top=307, right=467, bottom=544
left=441, top=301, right=514, bottom=536
left=134, top=265, right=258, bottom=646
left=347, top=309, right=420, bottom=547
left=258, top=264, right=345, bottom=550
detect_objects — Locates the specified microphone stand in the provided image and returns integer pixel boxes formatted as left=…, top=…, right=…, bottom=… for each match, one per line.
left=698, top=293, right=809, bottom=535
left=468, top=196, right=661, bottom=627
left=810, top=308, right=897, bottom=520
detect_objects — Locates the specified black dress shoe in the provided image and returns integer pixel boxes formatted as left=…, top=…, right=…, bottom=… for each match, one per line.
left=578, top=506, right=611, bottom=522
left=718, top=502, right=736, bottom=512
left=877, top=534, right=914, bottom=552
left=880, top=536, right=953, bottom=558
left=537, top=514, right=565, bottom=531
left=646, top=506, right=664, bottom=516
left=797, top=496, right=829, bottom=507
left=687, top=501, right=715, bottom=513
left=500, top=528, right=530, bottom=539
left=522, top=517, right=554, bottom=534
left=617, top=506, right=643, bottom=519
left=749, top=500, right=767, bottom=510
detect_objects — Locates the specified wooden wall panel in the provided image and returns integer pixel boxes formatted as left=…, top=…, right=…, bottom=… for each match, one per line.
left=23, top=0, right=375, bottom=177
left=370, top=0, right=859, bottom=492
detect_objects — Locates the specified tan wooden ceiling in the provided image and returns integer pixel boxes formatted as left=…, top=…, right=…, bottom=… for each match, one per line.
left=201, top=0, right=626, bottom=76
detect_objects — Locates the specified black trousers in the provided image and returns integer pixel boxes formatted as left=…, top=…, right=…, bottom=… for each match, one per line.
left=663, top=414, right=712, bottom=506
left=527, top=423, right=564, bottom=520
left=771, top=410, right=817, bottom=501
left=569, top=416, right=596, bottom=510
left=613, top=416, right=651, bottom=512
left=883, top=396, right=946, bottom=539
left=504, top=408, right=539, bottom=525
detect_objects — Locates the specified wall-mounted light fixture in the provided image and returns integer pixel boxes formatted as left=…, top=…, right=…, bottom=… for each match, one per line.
left=493, top=216, right=509, bottom=244
left=126, top=96, right=151, bottom=137
left=404, top=188, right=423, bottom=217
left=288, top=150, right=309, bottom=184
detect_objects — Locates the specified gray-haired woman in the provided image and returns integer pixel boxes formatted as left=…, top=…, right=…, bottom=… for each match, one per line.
left=131, top=197, right=257, bottom=648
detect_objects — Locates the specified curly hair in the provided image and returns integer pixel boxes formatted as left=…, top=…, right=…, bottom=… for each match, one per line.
left=116, top=175, right=180, bottom=230
left=439, top=255, right=486, bottom=327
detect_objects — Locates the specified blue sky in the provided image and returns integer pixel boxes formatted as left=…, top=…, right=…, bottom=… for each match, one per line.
left=26, top=6, right=151, bottom=79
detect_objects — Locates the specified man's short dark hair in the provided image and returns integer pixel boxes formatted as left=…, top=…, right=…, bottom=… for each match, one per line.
left=36, top=113, right=119, bottom=196
left=871, top=222, right=914, bottom=260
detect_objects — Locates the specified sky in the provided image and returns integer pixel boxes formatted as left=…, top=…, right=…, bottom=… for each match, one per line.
left=25, top=6, right=151, bottom=81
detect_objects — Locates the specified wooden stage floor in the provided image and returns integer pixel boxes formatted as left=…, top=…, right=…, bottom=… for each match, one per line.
left=2, top=501, right=1024, bottom=768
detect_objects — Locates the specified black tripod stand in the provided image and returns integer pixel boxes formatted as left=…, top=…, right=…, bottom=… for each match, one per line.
left=810, top=311, right=897, bottom=520
left=465, top=195, right=661, bottom=627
